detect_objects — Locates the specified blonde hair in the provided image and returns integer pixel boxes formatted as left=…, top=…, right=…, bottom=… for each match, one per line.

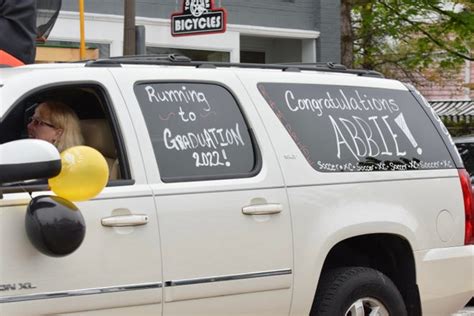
left=36, top=101, right=84, bottom=152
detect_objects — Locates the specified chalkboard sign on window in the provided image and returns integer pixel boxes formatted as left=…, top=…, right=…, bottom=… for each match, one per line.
left=258, top=83, right=454, bottom=172
left=135, top=82, right=257, bottom=182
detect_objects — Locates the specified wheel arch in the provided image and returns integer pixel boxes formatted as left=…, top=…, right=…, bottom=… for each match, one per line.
left=312, top=233, right=421, bottom=316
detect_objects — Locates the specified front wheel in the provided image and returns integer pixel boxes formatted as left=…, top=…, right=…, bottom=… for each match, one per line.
left=311, top=267, right=407, bottom=316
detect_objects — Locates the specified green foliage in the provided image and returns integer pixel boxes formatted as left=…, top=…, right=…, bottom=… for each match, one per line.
left=443, top=118, right=474, bottom=137
left=345, top=0, right=473, bottom=85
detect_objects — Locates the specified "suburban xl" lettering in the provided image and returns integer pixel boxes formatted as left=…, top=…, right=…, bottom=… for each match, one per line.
left=0, top=282, right=37, bottom=291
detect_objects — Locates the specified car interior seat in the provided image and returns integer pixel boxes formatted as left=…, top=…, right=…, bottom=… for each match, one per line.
left=80, top=119, right=120, bottom=180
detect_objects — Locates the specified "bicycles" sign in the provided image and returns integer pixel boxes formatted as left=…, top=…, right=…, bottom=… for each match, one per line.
left=171, top=0, right=227, bottom=36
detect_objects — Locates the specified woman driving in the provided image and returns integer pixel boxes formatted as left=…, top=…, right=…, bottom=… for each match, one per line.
left=27, top=100, right=84, bottom=152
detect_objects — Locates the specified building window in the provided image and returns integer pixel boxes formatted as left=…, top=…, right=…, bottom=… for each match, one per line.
left=240, top=51, right=266, bottom=64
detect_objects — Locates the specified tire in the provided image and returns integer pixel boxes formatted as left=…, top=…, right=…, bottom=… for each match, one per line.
left=311, top=266, right=407, bottom=316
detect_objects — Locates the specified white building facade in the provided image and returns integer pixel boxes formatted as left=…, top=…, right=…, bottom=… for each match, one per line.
left=46, top=0, right=341, bottom=64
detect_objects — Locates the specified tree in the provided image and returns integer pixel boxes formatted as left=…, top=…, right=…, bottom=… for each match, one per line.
left=341, top=0, right=474, bottom=85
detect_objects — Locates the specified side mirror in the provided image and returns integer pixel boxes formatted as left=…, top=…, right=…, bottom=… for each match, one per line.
left=0, top=140, right=87, bottom=257
left=0, top=139, right=61, bottom=183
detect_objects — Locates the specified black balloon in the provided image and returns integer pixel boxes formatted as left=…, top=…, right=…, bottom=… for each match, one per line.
left=25, top=195, right=86, bottom=257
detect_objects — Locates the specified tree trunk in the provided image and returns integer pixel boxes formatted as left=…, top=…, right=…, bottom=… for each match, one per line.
left=341, top=0, right=353, bottom=68
left=360, top=2, right=374, bottom=70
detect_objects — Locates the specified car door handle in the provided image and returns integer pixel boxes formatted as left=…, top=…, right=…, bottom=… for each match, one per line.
left=242, top=203, right=283, bottom=215
left=101, top=214, right=149, bottom=227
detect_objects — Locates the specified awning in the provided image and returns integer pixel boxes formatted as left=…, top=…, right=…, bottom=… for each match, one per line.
left=429, top=100, right=474, bottom=121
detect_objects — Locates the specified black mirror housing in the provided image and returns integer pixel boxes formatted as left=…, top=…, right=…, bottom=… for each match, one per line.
left=0, top=139, right=61, bottom=183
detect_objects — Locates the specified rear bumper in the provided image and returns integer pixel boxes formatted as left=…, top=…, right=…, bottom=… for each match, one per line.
left=415, top=245, right=474, bottom=316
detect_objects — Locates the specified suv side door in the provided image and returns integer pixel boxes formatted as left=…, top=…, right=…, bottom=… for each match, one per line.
left=0, top=68, right=163, bottom=315
left=112, top=67, right=293, bottom=315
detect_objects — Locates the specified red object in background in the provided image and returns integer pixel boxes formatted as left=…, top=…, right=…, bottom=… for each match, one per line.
left=0, top=50, right=25, bottom=67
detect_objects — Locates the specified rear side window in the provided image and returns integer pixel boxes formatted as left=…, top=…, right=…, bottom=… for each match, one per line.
left=134, top=82, right=258, bottom=182
left=258, top=83, right=454, bottom=172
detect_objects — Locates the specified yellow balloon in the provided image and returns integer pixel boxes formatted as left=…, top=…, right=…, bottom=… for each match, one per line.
left=48, top=146, right=109, bottom=201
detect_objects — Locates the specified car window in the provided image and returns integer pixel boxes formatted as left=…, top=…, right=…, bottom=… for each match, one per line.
left=456, top=142, right=474, bottom=177
left=258, top=82, right=455, bottom=172
left=0, top=84, right=131, bottom=191
left=134, top=82, right=259, bottom=182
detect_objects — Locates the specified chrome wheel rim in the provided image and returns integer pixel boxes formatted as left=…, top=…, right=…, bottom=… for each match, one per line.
left=345, top=297, right=390, bottom=316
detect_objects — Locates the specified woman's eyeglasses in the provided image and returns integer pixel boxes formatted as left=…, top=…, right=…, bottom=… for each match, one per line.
left=28, top=116, right=55, bottom=128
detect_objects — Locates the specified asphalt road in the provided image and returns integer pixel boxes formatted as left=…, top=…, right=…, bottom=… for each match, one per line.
left=453, top=306, right=474, bottom=316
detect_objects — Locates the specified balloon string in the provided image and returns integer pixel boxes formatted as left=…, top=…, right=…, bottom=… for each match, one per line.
left=17, top=184, right=32, bottom=199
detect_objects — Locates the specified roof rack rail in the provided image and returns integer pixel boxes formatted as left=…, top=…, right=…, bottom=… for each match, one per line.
left=84, top=55, right=383, bottom=77
left=110, top=53, right=191, bottom=62
left=278, top=62, right=347, bottom=70
left=85, top=54, right=191, bottom=67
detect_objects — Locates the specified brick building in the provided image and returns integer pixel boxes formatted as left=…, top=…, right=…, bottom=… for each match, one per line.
left=420, top=60, right=474, bottom=101
left=424, top=60, right=474, bottom=125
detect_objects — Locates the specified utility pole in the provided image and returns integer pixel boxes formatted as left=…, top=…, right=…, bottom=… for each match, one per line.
left=123, top=0, right=136, bottom=56
left=78, top=0, right=85, bottom=60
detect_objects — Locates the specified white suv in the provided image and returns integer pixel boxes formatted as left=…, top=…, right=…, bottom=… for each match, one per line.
left=1, top=56, right=473, bottom=316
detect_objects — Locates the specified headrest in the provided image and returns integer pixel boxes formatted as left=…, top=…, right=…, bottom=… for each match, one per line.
left=80, top=119, right=116, bottom=158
